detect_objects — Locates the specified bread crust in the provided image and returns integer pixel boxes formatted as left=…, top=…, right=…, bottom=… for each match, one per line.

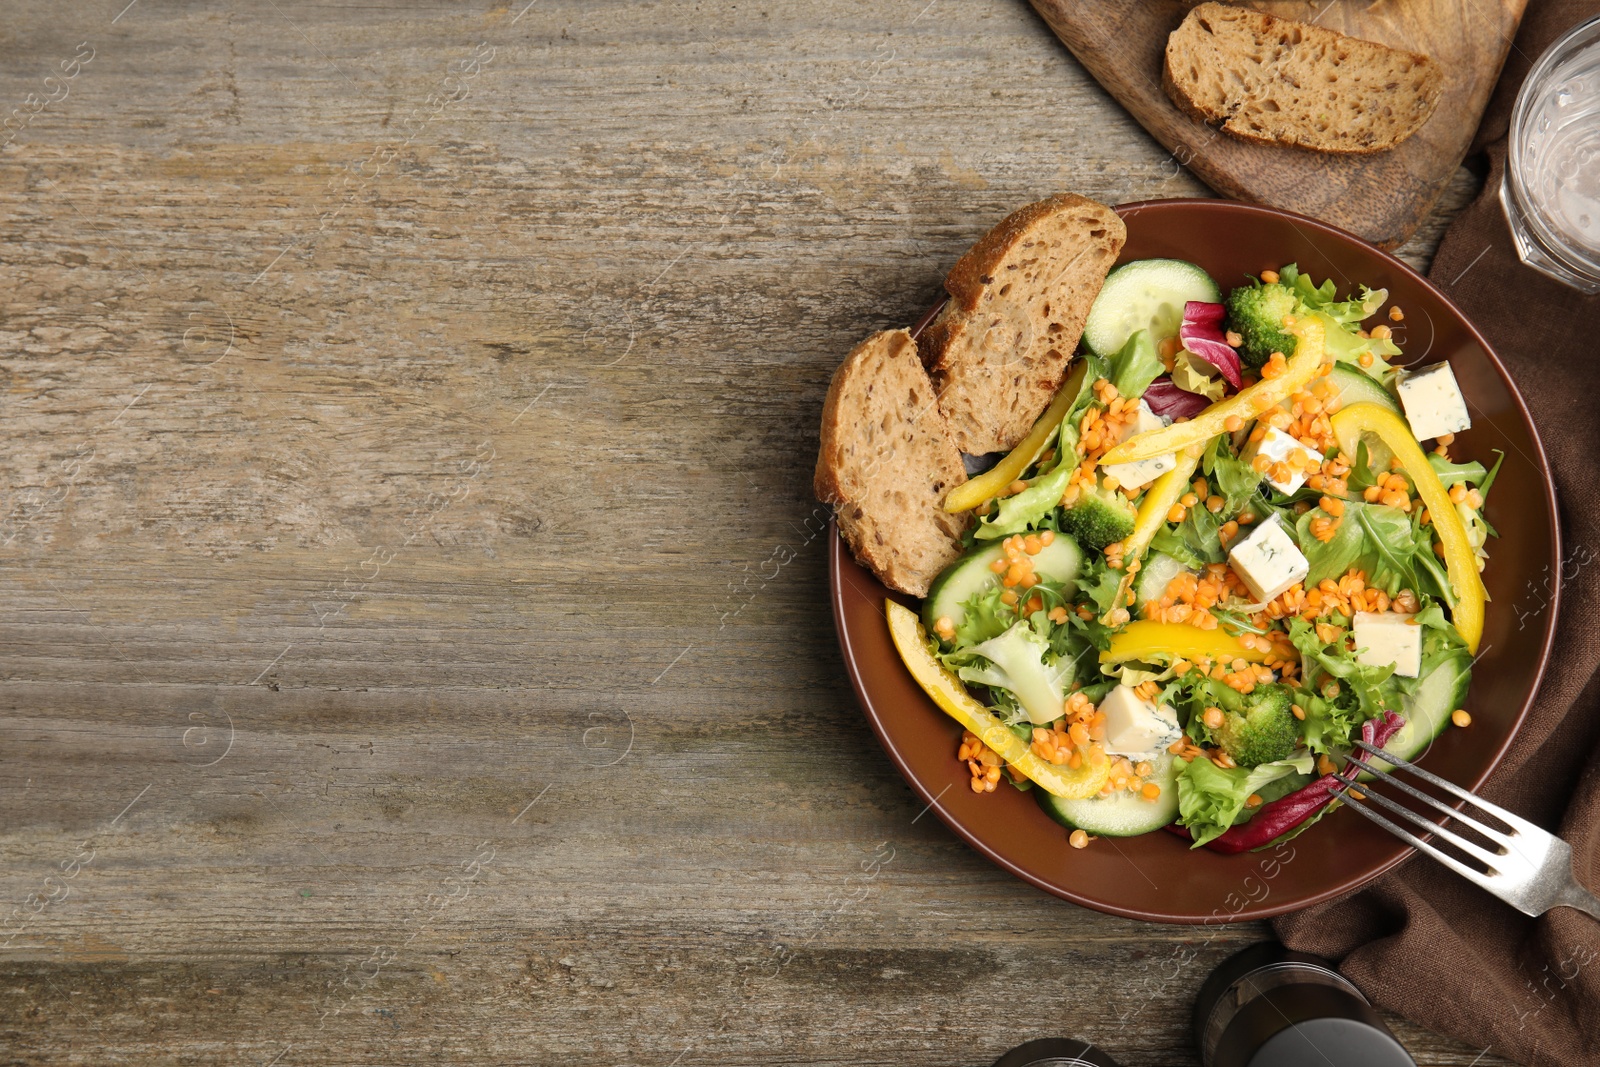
left=814, top=329, right=969, bottom=596
left=1163, top=2, right=1443, bottom=156
left=921, top=193, right=1125, bottom=454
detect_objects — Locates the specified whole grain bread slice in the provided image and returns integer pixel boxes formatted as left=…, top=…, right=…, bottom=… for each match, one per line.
left=921, top=194, right=1125, bottom=455
left=814, top=329, right=969, bottom=597
left=1164, top=3, right=1443, bottom=155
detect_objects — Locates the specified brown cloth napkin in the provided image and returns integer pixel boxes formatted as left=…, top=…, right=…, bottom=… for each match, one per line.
left=1272, top=3, right=1600, bottom=1064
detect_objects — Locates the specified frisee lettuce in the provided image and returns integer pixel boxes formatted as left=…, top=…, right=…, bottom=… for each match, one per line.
left=1278, top=264, right=1401, bottom=377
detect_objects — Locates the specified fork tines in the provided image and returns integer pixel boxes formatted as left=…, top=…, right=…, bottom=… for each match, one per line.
left=1326, top=742, right=1580, bottom=919
left=1329, top=741, right=1521, bottom=886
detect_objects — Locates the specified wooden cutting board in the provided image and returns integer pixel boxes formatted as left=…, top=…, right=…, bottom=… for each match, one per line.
left=1029, top=0, right=1529, bottom=249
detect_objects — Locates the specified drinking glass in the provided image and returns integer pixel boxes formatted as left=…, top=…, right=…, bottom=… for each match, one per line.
left=1502, top=16, right=1600, bottom=294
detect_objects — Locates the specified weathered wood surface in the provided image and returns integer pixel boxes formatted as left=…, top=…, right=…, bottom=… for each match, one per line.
left=1030, top=0, right=1526, bottom=249
left=0, top=1, right=1505, bottom=1064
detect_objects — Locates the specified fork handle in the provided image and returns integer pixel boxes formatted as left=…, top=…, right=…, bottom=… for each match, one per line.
left=1556, top=881, right=1600, bottom=923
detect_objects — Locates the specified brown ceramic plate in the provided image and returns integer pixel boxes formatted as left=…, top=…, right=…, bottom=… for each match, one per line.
left=829, top=198, right=1559, bottom=924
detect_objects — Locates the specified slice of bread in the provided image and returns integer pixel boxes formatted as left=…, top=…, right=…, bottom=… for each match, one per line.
left=814, top=329, right=969, bottom=596
left=921, top=194, right=1125, bottom=455
left=1164, top=3, right=1443, bottom=155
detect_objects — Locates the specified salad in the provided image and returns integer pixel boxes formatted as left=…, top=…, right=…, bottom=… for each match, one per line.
left=889, top=258, right=1497, bottom=853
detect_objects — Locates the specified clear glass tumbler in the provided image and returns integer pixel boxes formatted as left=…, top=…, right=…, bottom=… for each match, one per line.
left=1501, top=16, right=1600, bottom=294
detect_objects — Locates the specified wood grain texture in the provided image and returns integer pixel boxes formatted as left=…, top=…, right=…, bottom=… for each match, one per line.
left=0, top=0, right=1507, bottom=1063
left=1029, top=0, right=1527, bottom=249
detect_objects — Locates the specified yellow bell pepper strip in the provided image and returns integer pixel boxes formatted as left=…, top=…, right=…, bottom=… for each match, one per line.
left=1103, top=449, right=1203, bottom=621
left=945, top=361, right=1089, bottom=514
left=1100, top=620, right=1278, bottom=668
left=1331, top=402, right=1487, bottom=653
left=1127, top=449, right=1203, bottom=560
left=885, top=600, right=1111, bottom=799
left=1100, top=319, right=1329, bottom=466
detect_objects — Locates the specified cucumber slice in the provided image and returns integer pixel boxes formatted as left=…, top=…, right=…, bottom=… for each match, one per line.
left=922, top=535, right=1084, bottom=632
left=1135, top=551, right=1192, bottom=614
left=1366, top=650, right=1472, bottom=771
left=1329, top=363, right=1401, bottom=413
left=1036, top=754, right=1180, bottom=837
left=1082, top=259, right=1222, bottom=357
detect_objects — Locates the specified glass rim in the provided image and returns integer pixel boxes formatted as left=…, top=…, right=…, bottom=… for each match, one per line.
left=1506, top=14, right=1600, bottom=276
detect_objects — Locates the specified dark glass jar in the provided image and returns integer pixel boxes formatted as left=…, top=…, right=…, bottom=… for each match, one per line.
left=990, top=1037, right=1122, bottom=1067
left=1194, top=942, right=1416, bottom=1067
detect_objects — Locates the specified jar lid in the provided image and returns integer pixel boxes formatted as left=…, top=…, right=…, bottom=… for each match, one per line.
left=990, top=1037, right=1122, bottom=1067
left=1195, top=943, right=1415, bottom=1067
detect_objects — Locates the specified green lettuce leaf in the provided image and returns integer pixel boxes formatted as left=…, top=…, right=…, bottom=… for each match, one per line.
left=975, top=464, right=1071, bottom=540
left=1280, top=264, right=1386, bottom=325
left=1108, top=328, right=1163, bottom=401
left=1150, top=525, right=1213, bottom=569
left=1177, top=754, right=1315, bottom=847
left=1054, top=351, right=1109, bottom=461
left=1283, top=616, right=1399, bottom=752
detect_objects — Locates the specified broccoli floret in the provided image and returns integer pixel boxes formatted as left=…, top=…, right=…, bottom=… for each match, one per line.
left=1225, top=282, right=1300, bottom=369
left=1214, top=683, right=1299, bottom=767
left=1060, top=487, right=1136, bottom=552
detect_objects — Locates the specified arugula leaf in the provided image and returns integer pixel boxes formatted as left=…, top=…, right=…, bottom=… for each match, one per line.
left=1277, top=264, right=1401, bottom=375
left=1204, top=435, right=1262, bottom=514
left=1296, top=500, right=1417, bottom=593
left=1077, top=556, right=1126, bottom=618
left=1048, top=630, right=1100, bottom=685
left=1479, top=449, right=1506, bottom=499
left=1078, top=678, right=1118, bottom=704
left=1410, top=515, right=1457, bottom=609
left=1352, top=505, right=1418, bottom=593
left=1150, top=526, right=1211, bottom=569
left=1426, top=455, right=1488, bottom=487
left=1345, top=440, right=1381, bottom=495
left=1108, top=329, right=1163, bottom=401
left=1152, top=497, right=1227, bottom=566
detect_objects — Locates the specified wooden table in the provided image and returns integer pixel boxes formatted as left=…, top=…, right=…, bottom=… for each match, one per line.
left=0, top=1, right=1505, bottom=1063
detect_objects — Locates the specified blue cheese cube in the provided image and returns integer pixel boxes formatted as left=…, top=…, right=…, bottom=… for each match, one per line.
left=1102, top=400, right=1178, bottom=492
left=1352, top=611, right=1423, bottom=678
left=1397, top=362, right=1471, bottom=441
left=1243, top=426, right=1323, bottom=495
left=1226, top=513, right=1309, bottom=603
left=1098, top=684, right=1182, bottom=759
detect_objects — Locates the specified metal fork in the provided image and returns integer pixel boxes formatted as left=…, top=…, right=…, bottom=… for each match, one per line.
left=1330, top=741, right=1600, bottom=921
